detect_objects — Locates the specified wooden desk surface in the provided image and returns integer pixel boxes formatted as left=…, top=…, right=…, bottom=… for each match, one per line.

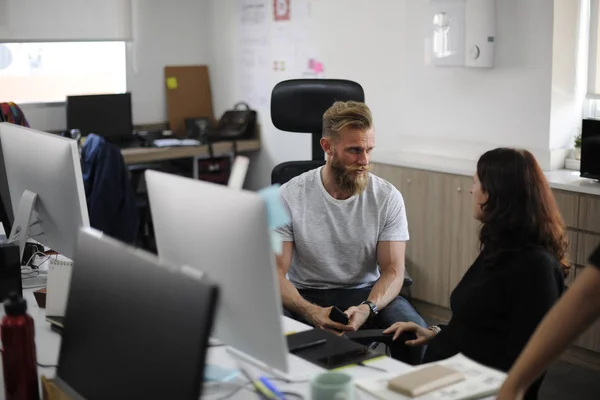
left=121, top=139, right=260, bottom=165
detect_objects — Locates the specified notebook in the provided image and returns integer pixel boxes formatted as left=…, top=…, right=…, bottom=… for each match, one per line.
left=356, top=353, right=506, bottom=400
left=387, top=364, right=465, bottom=397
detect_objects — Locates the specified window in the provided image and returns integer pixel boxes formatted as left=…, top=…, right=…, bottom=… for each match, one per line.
left=0, top=41, right=127, bottom=104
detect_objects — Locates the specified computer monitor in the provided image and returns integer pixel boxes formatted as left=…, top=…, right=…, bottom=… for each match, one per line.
left=0, top=141, right=14, bottom=237
left=0, top=123, right=90, bottom=260
left=55, top=227, right=219, bottom=400
left=146, top=170, right=289, bottom=373
left=581, top=119, right=600, bottom=181
left=66, top=93, right=134, bottom=143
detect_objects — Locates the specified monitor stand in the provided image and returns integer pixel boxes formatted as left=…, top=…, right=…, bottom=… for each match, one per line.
left=8, top=190, right=41, bottom=262
left=225, top=347, right=309, bottom=383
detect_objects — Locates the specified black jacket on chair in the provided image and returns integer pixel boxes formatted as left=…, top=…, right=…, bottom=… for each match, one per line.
left=81, top=134, right=139, bottom=244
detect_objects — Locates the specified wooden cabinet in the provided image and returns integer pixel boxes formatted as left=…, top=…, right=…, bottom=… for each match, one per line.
left=373, top=164, right=450, bottom=307
left=576, top=232, right=600, bottom=266
left=449, top=175, right=480, bottom=294
left=565, top=230, right=578, bottom=287
left=579, top=195, right=600, bottom=233
left=553, top=190, right=580, bottom=229
left=372, top=164, right=480, bottom=307
left=374, top=163, right=600, bottom=354
left=405, top=169, right=454, bottom=307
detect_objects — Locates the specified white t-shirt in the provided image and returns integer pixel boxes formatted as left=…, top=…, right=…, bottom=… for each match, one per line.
left=276, top=166, right=409, bottom=290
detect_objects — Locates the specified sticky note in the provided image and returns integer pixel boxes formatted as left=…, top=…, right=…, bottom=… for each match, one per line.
left=166, top=77, right=178, bottom=89
left=258, top=184, right=290, bottom=254
left=315, top=62, right=324, bottom=74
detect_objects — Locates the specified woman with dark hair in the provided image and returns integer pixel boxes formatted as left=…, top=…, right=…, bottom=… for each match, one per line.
left=384, top=148, right=568, bottom=400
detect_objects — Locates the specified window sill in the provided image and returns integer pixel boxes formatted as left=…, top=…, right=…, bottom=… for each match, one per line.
left=17, top=102, right=66, bottom=108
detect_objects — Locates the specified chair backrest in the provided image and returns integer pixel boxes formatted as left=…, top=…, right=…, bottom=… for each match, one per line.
left=271, top=160, right=325, bottom=185
left=270, top=79, right=364, bottom=184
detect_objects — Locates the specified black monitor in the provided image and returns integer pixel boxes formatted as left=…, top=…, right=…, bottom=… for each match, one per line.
left=55, top=227, right=219, bottom=400
left=0, top=124, right=14, bottom=236
left=581, top=119, right=600, bottom=181
left=66, top=93, right=134, bottom=143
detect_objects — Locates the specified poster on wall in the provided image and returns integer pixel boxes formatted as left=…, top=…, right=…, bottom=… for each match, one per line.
left=238, top=0, right=270, bottom=108
left=274, top=0, right=290, bottom=21
left=237, top=0, right=321, bottom=111
left=270, top=0, right=321, bottom=81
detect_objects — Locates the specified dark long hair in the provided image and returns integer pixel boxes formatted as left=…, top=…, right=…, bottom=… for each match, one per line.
left=477, top=148, right=569, bottom=274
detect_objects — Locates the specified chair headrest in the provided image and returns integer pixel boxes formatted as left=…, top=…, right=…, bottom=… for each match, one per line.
left=270, top=79, right=364, bottom=134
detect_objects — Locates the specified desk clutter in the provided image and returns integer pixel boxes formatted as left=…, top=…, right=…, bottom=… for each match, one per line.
left=0, top=120, right=505, bottom=399
left=357, top=353, right=507, bottom=399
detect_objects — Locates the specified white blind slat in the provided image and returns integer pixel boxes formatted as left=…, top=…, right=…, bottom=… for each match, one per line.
left=0, top=0, right=131, bottom=42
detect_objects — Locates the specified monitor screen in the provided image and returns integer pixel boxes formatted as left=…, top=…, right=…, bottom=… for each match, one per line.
left=66, top=93, right=133, bottom=142
left=581, top=119, right=600, bottom=180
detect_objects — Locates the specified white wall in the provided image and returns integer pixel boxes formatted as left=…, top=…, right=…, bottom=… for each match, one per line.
left=20, top=0, right=210, bottom=132
left=549, top=0, right=586, bottom=168
left=208, top=0, right=578, bottom=189
left=309, top=0, right=556, bottom=166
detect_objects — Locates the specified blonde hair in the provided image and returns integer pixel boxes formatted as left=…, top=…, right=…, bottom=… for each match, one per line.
left=322, top=101, right=373, bottom=139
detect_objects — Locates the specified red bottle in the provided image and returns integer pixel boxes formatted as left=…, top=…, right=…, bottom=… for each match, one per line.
left=1, top=292, right=39, bottom=400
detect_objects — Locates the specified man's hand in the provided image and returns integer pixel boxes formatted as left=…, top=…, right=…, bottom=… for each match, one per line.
left=305, top=305, right=355, bottom=334
left=344, top=304, right=371, bottom=331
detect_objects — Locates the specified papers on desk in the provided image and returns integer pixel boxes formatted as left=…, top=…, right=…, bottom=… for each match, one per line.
left=45, top=255, right=74, bottom=318
left=152, top=138, right=201, bottom=147
left=356, top=353, right=506, bottom=400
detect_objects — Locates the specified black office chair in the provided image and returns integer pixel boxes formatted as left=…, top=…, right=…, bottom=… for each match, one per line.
left=270, top=79, right=366, bottom=184
left=270, top=78, right=413, bottom=292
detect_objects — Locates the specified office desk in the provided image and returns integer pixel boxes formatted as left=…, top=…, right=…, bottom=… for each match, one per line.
left=121, top=139, right=261, bottom=165
left=0, top=289, right=412, bottom=399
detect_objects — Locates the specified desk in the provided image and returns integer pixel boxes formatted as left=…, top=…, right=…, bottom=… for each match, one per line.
left=0, top=289, right=412, bottom=399
left=121, top=139, right=261, bottom=165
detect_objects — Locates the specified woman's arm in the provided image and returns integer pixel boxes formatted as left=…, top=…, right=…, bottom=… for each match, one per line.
left=498, top=264, right=600, bottom=399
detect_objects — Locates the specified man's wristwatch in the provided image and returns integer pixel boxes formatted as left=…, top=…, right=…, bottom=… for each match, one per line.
left=360, top=300, right=379, bottom=318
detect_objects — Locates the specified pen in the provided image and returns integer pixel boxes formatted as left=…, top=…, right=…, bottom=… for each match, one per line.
left=237, top=364, right=276, bottom=399
left=260, top=376, right=286, bottom=399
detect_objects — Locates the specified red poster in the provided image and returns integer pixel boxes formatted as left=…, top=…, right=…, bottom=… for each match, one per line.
left=274, top=0, right=290, bottom=21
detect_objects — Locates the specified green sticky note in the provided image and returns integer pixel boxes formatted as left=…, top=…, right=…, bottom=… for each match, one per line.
left=166, top=77, right=178, bottom=89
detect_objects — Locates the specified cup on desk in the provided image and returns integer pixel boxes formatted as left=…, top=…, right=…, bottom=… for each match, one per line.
left=311, top=371, right=354, bottom=400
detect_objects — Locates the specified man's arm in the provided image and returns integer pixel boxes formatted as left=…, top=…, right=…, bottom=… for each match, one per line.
left=276, top=241, right=312, bottom=316
left=345, top=241, right=406, bottom=330
left=276, top=241, right=353, bottom=332
left=497, top=265, right=600, bottom=400
left=369, top=241, right=406, bottom=309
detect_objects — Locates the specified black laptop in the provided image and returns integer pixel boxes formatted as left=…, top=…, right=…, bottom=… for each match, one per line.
left=53, top=228, right=219, bottom=400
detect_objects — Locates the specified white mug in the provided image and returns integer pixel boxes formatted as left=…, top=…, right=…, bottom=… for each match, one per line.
left=311, top=371, right=354, bottom=400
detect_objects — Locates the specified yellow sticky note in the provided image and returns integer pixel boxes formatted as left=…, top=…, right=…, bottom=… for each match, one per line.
left=166, top=77, right=178, bottom=89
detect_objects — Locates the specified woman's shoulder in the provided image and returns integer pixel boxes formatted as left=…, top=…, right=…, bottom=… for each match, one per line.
left=506, top=246, right=563, bottom=275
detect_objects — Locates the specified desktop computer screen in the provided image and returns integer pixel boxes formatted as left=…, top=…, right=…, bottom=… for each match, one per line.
left=0, top=141, right=13, bottom=237
left=66, top=93, right=134, bottom=143
left=0, top=123, right=90, bottom=260
left=55, top=227, right=219, bottom=400
left=146, top=170, right=289, bottom=374
left=581, top=119, right=600, bottom=180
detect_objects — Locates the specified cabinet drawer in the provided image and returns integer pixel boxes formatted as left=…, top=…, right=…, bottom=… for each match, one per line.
left=575, top=316, right=600, bottom=353
left=553, top=190, right=580, bottom=228
left=577, top=233, right=600, bottom=266
left=579, top=195, right=600, bottom=233
left=565, top=230, right=578, bottom=286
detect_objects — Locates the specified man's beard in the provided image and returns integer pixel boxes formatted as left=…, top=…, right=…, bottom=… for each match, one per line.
left=330, top=155, right=371, bottom=196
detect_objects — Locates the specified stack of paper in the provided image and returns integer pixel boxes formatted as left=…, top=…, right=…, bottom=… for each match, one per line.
left=152, top=138, right=200, bottom=147
left=356, top=353, right=506, bottom=400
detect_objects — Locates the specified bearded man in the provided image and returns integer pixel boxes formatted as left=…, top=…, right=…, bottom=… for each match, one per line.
left=275, top=101, right=426, bottom=364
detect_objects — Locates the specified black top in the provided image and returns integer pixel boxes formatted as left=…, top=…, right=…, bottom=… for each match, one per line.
left=424, top=246, right=564, bottom=397
left=589, top=244, right=600, bottom=269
